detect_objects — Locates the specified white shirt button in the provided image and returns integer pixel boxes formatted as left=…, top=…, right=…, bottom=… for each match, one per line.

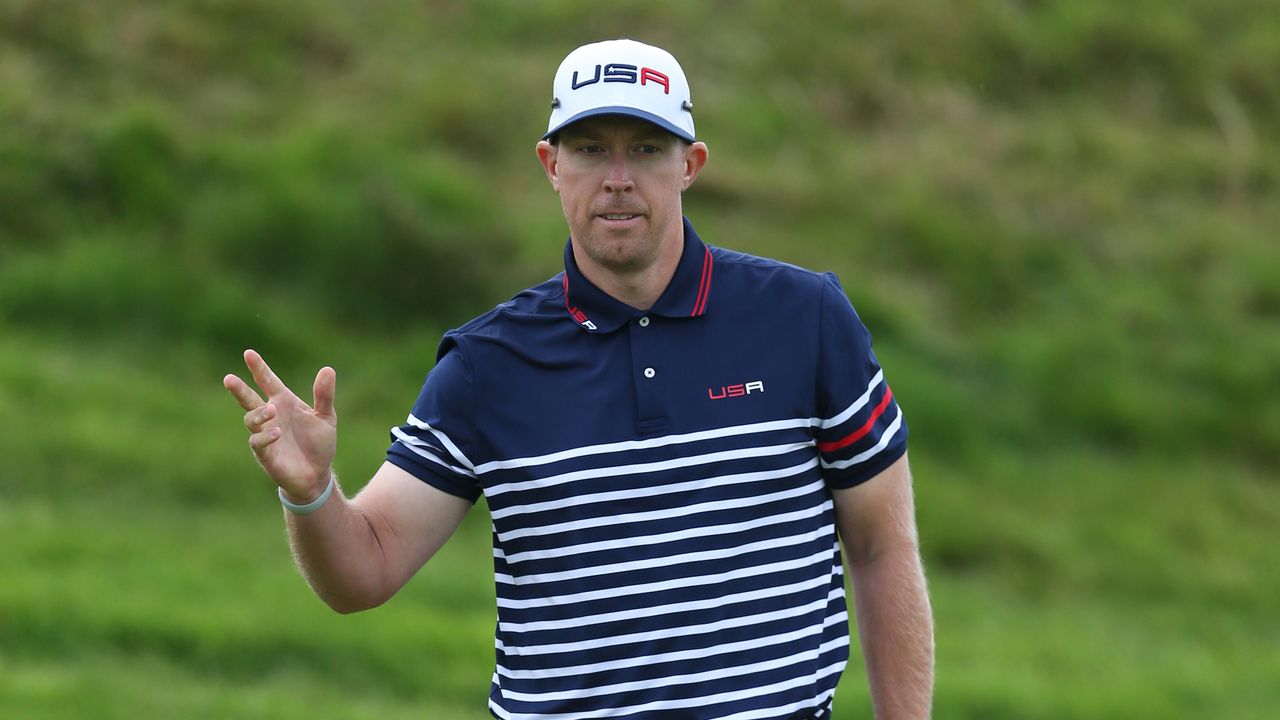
left=643, top=367, right=656, bottom=378
left=638, top=317, right=650, bottom=327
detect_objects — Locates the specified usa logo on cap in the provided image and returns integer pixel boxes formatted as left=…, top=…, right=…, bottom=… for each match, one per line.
left=545, top=39, right=696, bottom=143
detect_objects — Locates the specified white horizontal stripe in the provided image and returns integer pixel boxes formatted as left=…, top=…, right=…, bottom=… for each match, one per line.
left=476, top=417, right=814, bottom=474
left=500, top=631, right=824, bottom=679
left=491, top=457, right=818, bottom=521
left=498, top=587, right=844, bottom=648
left=499, top=572, right=833, bottom=634
left=818, top=634, right=848, bottom=655
left=501, top=492, right=829, bottom=565
left=500, top=645, right=828, bottom=702
left=502, top=523, right=833, bottom=586
left=390, top=429, right=474, bottom=478
left=490, top=660, right=845, bottom=720
left=499, top=497, right=829, bottom=563
left=499, top=600, right=849, bottom=679
left=499, top=622, right=820, bottom=681
left=496, top=608, right=845, bottom=653
left=819, top=409, right=903, bottom=470
left=818, top=369, right=883, bottom=430
left=717, top=693, right=834, bottom=720
left=502, top=596, right=829, bottom=657
left=488, top=442, right=814, bottom=498
left=405, top=413, right=476, bottom=471
left=497, top=543, right=840, bottom=609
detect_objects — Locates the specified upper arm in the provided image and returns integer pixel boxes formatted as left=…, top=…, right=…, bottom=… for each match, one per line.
left=814, top=273, right=908, bottom=492
left=831, top=453, right=919, bottom=567
left=352, top=461, right=473, bottom=593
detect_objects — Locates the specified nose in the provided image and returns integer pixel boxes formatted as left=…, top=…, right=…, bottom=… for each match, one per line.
left=602, top=155, right=634, bottom=193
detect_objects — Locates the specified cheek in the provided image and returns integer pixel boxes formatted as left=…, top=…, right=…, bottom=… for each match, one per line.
left=568, top=176, right=601, bottom=204
left=558, top=184, right=591, bottom=219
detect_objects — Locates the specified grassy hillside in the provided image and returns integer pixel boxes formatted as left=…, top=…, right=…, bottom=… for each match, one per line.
left=2, top=1, right=1277, bottom=718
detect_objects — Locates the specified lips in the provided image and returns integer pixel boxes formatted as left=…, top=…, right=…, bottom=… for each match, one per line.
left=595, top=209, right=645, bottom=223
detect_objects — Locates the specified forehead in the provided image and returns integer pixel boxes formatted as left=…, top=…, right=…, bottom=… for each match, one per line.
left=558, top=114, right=676, bottom=143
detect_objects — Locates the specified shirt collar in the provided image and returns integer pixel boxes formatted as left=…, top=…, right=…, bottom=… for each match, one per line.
left=561, top=216, right=715, bottom=334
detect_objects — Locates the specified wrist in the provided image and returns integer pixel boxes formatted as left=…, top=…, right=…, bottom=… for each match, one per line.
left=279, top=470, right=336, bottom=515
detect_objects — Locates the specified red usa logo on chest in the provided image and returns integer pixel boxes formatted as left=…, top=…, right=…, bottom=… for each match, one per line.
left=707, top=380, right=764, bottom=400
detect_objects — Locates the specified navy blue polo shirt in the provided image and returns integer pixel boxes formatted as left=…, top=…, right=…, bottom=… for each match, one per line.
left=388, top=217, right=907, bottom=720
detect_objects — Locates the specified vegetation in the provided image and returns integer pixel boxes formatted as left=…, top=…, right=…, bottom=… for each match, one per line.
left=1, top=1, right=1276, bottom=717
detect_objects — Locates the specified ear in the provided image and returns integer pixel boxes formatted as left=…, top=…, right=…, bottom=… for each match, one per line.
left=681, top=141, right=709, bottom=191
left=536, top=140, right=559, bottom=192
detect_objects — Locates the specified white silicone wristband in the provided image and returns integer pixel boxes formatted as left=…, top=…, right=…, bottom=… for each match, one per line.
left=278, top=473, right=335, bottom=515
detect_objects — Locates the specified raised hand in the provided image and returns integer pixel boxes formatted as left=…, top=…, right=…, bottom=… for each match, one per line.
left=223, top=349, right=337, bottom=503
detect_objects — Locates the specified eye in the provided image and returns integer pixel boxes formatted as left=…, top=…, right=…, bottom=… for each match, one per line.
left=578, top=143, right=605, bottom=155
left=637, top=144, right=662, bottom=155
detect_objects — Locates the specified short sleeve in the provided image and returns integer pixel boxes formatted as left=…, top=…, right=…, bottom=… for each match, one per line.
left=386, top=342, right=483, bottom=502
left=815, top=273, right=908, bottom=489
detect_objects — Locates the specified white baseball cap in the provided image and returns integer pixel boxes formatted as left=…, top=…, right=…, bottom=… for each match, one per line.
left=545, top=39, right=696, bottom=142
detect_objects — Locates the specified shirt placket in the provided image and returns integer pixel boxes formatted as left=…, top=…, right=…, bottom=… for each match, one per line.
left=628, top=312, right=669, bottom=437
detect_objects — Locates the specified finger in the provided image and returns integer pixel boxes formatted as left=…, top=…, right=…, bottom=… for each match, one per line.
left=313, top=366, right=336, bottom=419
left=249, top=426, right=281, bottom=452
left=243, top=403, right=276, bottom=433
left=224, top=373, right=265, bottom=412
left=244, top=349, right=288, bottom=398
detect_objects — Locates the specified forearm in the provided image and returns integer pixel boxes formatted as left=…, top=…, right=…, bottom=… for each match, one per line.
left=283, top=472, right=394, bottom=614
left=225, top=355, right=455, bottom=612
left=849, top=542, right=935, bottom=719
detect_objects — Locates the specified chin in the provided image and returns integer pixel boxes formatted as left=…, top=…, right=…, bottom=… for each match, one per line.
left=587, top=241, right=656, bottom=275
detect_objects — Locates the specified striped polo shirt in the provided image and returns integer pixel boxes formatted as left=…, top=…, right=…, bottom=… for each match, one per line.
left=387, top=217, right=907, bottom=720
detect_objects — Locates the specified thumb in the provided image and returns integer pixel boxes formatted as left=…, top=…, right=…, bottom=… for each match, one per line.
left=313, top=366, right=337, bottom=419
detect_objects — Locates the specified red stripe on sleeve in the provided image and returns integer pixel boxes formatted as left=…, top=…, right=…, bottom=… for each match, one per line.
left=817, top=387, right=894, bottom=454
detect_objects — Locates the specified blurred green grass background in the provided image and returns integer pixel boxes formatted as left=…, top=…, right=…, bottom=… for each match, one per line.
left=1, top=1, right=1277, bottom=718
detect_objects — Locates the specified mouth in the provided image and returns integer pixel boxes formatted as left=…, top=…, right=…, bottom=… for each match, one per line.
left=595, top=211, right=646, bottom=228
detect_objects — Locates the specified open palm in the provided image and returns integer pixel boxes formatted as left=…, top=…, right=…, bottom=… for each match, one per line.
left=224, top=349, right=337, bottom=501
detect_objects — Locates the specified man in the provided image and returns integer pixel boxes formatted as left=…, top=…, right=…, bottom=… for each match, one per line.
left=225, top=39, right=933, bottom=720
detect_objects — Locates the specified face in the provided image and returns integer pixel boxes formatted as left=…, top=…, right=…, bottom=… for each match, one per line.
left=537, top=115, right=708, bottom=278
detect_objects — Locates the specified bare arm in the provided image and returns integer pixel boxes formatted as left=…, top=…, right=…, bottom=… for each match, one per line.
left=224, top=349, right=471, bottom=613
left=283, top=462, right=471, bottom=613
left=832, top=453, right=934, bottom=719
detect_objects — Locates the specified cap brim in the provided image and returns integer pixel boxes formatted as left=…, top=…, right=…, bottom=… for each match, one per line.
left=543, top=106, right=695, bottom=143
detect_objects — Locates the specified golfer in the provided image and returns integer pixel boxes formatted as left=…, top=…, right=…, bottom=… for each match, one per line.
left=225, top=39, right=934, bottom=720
